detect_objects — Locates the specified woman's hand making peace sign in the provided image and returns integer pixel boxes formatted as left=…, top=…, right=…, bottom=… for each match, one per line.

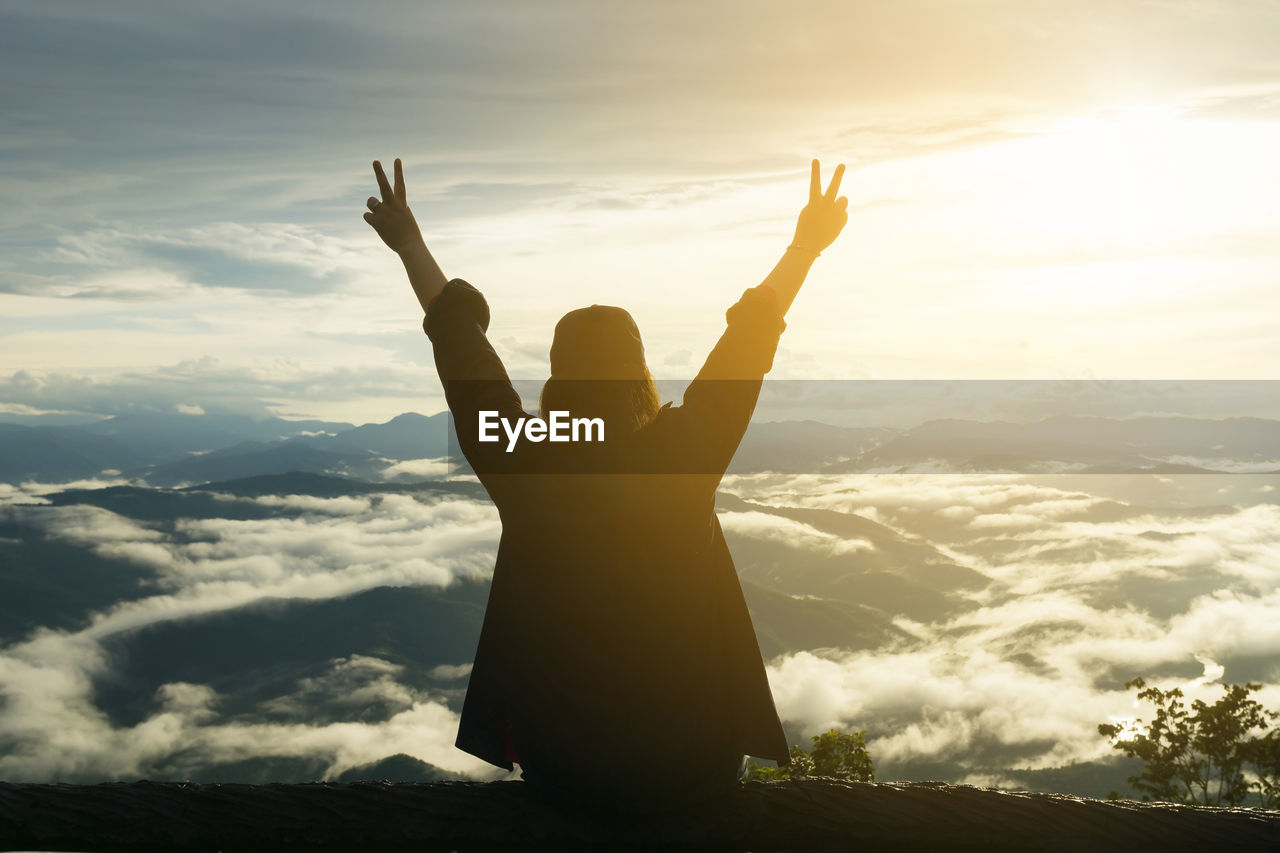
left=364, top=158, right=447, bottom=312
left=364, top=158, right=426, bottom=256
left=755, top=159, right=850, bottom=315
left=791, top=159, right=849, bottom=254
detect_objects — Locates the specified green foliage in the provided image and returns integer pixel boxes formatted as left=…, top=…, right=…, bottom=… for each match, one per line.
left=745, top=729, right=875, bottom=782
left=1098, top=677, right=1279, bottom=806
left=1247, top=730, right=1280, bottom=809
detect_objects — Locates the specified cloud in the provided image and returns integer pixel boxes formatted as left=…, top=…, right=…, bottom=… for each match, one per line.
left=0, top=359, right=443, bottom=419
left=259, top=655, right=418, bottom=721
left=5, top=1, right=1280, bottom=420
left=728, top=471, right=1280, bottom=775
left=0, top=646, right=500, bottom=782
left=10, top=492, right=500, bottom=637
left=428, top=662, right=473, bottom=682
left=21, top=503, right=165, bottom=546
left=764, top=608, right=1233, bottom=774
left=1168, top=590, right=1280, bottom=662
left=8, top=1, right=1279, bottom=249
left=719, top=510, right=874, bottom=557
left=381, top=458, right=453, bottom=480
left=0, top=486, right=505, bottom=782
left=0, top=477, right=137, bottom=506
left=1, top=223, right=371, bottom=300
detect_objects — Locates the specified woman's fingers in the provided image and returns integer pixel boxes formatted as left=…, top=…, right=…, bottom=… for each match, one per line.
left=809, top=159, right=848, bottom=205
left=363, top=211, right=375, bottom=225
left=836, top=196, right=849, bottom=211
left=366, top=196, right=380, bottom=213
left=394, top=158, right=406, bottom=202
left=824, top=163, right=846, bottom=201
left=373, top=160, right=394, bottom=201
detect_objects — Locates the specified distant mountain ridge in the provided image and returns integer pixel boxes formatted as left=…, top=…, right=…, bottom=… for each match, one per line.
left=3, top=410, right=1278, bottom=486
left=852, top=415, right=1280, bottom=473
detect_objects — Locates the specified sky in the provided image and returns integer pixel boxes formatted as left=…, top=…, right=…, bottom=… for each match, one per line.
left=3, top=0, right=1280, bottom=424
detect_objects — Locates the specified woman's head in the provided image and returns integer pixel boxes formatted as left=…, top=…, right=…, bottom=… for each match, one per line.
left=539, top=305, right=661, bottom=432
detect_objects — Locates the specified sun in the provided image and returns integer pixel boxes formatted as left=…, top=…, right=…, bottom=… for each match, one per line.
left=1034, top=107, right=1194, bottom=244
left=1103, top=715, right=1144, bottom=744
left=977, top=104, right=1274, bottom=252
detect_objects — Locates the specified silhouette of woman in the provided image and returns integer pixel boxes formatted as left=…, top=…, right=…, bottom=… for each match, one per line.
left=364, top=158, right=849, bottom=814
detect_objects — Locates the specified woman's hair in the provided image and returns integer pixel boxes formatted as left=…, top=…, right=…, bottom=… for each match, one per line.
left=539, top=305, right=661, bottom=433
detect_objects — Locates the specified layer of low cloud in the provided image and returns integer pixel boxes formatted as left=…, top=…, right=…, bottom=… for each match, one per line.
left=9, top=493, right=500, bottom=634
left=719, top=510, right=873, bottom=557
left=0, top=489, right=502, bottom=781
left=0, top=649, right=500, bottom=782
left=723, top=472, right=1280, bottom=775
left=4, top=468, right=1280, bottom=783
left=0, top=477, right=138, bottom=506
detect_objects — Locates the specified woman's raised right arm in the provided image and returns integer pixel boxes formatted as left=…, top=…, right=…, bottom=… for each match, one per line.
left=362, top=158, right=524, bottom=473
left=364, top=158, right=448, bottom=312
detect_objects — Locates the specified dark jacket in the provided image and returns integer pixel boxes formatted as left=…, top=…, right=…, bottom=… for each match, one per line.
left=424, top=278, right=791, bottom=777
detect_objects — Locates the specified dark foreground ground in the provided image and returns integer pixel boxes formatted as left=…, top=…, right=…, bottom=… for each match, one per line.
left=1, top=778, right=1278, bottom=852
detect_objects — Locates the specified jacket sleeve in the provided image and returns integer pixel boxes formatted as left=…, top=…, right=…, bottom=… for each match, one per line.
left=674, top=284, right=787, bottom=474
left=423, top=278, right=529, bottom=473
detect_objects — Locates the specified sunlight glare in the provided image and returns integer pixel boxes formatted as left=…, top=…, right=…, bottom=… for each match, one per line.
left=1106, top=715, right=1143, bottom=744
left=983, top=105, right=1276, bottom=251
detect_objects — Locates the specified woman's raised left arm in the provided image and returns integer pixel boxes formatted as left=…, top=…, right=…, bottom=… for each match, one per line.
left=759, top=159, right=848, bottom=315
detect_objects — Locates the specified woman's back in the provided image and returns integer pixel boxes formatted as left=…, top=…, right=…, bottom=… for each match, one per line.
left=493, top=471, right=749, bottom=810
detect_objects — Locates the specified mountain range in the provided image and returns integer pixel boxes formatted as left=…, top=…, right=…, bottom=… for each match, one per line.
left=3, top=410, right=1278, bottom=486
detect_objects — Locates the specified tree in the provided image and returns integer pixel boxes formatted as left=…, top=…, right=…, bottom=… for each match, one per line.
left=745, top=729, right=875, bottom=782
left=1098, top=678, right=1277, bottom=806
left=1246, top=730, right=1280, bottom=809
